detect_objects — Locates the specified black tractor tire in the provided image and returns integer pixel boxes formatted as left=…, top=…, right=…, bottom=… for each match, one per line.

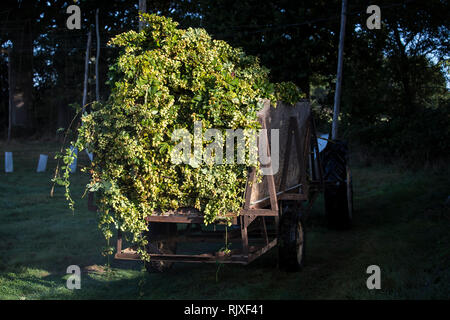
left=278, top=200, right=305, bottom=272
left=321, top=140, right=353, bottom=229
left=144, top=222, right=177, bottom=273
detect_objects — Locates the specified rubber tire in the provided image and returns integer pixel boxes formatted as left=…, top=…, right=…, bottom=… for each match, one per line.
left=324, top=182, right=352, bottom=229
left=278, top=201, right=305, bottom=272
left=144, top=222, right=177, bottom=273
left=321, top=140, right=353, bottom=229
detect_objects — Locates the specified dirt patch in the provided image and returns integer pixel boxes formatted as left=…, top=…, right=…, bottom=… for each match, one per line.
left=83, top=264, right=107, bottom=274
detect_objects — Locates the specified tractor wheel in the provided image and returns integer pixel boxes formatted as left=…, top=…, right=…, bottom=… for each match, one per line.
left=321, top=140, right=353, bottom=229
left=144, top=222, right=177, bottom=273
left=278, top=201, right=305, bottom=272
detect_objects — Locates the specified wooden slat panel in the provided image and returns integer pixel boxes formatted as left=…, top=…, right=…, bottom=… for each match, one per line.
left=250, top=100, right=311, bottom=204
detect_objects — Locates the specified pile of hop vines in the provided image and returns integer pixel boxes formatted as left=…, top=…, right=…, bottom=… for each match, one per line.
left=58, top=14, right=304, bottom=259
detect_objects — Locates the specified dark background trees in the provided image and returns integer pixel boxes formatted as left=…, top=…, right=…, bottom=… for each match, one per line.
left=0, top=0, right=448, bottom=162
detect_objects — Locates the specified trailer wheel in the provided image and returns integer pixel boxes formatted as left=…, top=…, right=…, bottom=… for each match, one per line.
left=278, top=201, right=305, bottom=272
left=144, top=222, right=177, bottom=273
left=321, top=140, right=353, bottom=229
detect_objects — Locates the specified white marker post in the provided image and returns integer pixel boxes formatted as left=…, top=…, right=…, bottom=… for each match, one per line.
left=37, top=154, right=48, bottom=172
left=69, top=147, right=78, bottom=173
left=5, top=152, right=13, bottom=173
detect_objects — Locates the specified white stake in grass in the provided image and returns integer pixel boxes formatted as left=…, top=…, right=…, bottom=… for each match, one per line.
left=5, top=152, right=13, bottom=173
left=37, top=154, right=48, bottom=172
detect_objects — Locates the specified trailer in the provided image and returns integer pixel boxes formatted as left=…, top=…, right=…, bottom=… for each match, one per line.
left=88, top=100, right=353, bottom=272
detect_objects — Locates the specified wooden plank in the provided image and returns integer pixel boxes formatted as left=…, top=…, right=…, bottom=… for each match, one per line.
left=248, top=238, right=278, bottom=264
left=117, top=229, right=122, bottom=253
left=147, top=254, right=248, bottom=264
left=115, top=251, right=140, bottom=260
left=248, top=183, right=304, bottom=208
left=279, top=118, right=294, bottom=191
left=293, top=117, right=308, bottom=195
left=115, top=249, right=248, bottom=264
left=146, top=215, right=205, bottom=224
left=240, top=209, right=278, bottom=216
left=244, top=167, right=256, bottom=210
left=261, top=118, right=279, bottom=212
left=250, top=100, right=311, bottom=204
left=267, top=169, right=279, bottom=211
left=144, top=207, right=237, bottom=224
left=240, top=215, right=249, bottom=255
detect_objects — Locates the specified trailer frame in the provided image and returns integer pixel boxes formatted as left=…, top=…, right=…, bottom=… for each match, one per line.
left=88, top=102, right=330, bottom=267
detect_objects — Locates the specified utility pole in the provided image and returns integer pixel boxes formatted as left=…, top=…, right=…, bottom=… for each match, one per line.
left=95, top=9, right=101, bottom=102
left=138, top=0, right=147, bottom=31
left=82, top=31, right=92, bottom=114
left=331, top=0, right=347, bottom=140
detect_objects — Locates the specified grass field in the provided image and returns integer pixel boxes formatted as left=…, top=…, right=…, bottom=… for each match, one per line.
left=0, top=140, right=449, bottom=300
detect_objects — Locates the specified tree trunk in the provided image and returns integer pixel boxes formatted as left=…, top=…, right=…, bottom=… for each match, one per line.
left=139, top=0, right=147, bottom=31
left=9, top=21, right=34, bottom=136
left=393, top=27, right=414, bottom=114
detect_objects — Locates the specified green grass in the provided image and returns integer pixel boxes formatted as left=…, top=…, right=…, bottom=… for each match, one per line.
left=0, top=141, right=449, bottom=300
